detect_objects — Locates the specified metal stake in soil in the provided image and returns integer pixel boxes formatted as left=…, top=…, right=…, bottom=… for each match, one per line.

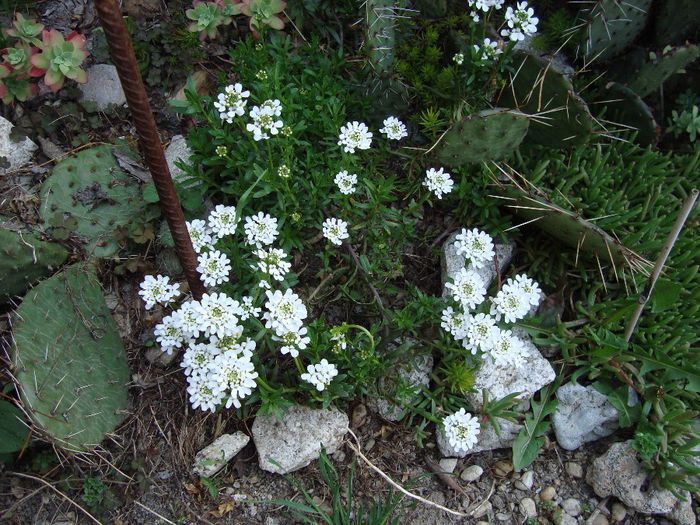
left=95, top=0, right=205, bottom=300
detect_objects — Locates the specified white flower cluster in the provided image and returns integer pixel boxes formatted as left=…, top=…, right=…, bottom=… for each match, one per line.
left=441, top=228, right=541, bottom=367
left=301, top=358, right=339, bottom=391
left=139, top=274, right=180, bottom=310
left=214, top=83, right=250, bottom=123
left=467, top=0, right=505, bottom=22
left=334, top=170, right=358, bottom=195
left=247, top=99, right=284, bottom=141
left=322, top=217, right=350, bottom=245
left=502, top=1, right=539, bottom=41
left=379, top=116, right=408, bottom=140
left=443, top=408, right=481, bottom=453
left=423, top=167, right=454, bottom=199
left=337, top=116, right=408, bottom=153
left=474, top=38, right=503, bottom=61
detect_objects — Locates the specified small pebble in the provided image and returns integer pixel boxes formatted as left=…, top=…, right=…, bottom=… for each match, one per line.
left=461, top=464, right=484, bottom=482
left=519, top=470, right=534, bottom=490
left=439, top=458, right=458, bottom=474
left=519, top=497, right=537, bottom=518
left=562, top=498, right=582, bottom=517
left=540, top=486, right=557, bottom=501
left=611, top=502, right=627, bottom=522
left=365, top=438, right=376, bottom=451
left=592, top=515, right=609, bottom=525
left=476, top=522, right=490, bottom=525
left=351, top=404, right=368, bottom=427
left=565, top=462, right=583, bottom=478
left=559, top=515, right=578, bottom=525
left=472, top=501, right=492, bottom=518
left=494, top=460, right=513, bottom=477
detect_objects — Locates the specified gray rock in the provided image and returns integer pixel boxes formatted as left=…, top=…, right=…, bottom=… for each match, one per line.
left=519, top=497, right=537, bottom=518
left=666, top=496, right=696, bottom=525
left=587, top=440, right=693, bottom=520
left=145, top=346, right=179, bottom=367
left=518, top=470, right=534, bottom=490
left=565, top=461, right=584, bottom=478
left=559, top=515, right=578, bottom=525
left=79, top=64, right=126, bottom=110
left=562, top=498, right=581, bottom=517
left=441, top=232, right=514, bottom=297
left=689, top=419, right=700, bottom=489
left=466, top=330, right=555, bottom=409
left=164, top=135, right=199, bottom=186
left=439, top=457, right=458, bottom=474
left=552, top=383, right=619, bottom=450
left=368, top=351, right=433, bottom=422
left=611, top=502, right=627, bottom=523
left=437, top=417, right=522, bottom=458
left=460, top=464, right=484, bottom=482
left=253, top=404, right=348, bottom=474
left=0, top=116, right=37, bottom=174
left=193, top=432, right=249, bottom=477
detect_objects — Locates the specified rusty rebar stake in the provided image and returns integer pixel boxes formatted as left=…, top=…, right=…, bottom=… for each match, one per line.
left=95, top=0, right=205, bottom=300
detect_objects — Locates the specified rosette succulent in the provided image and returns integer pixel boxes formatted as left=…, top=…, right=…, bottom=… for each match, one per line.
left=186, top=1, right=240, bottom=40
left=240, top=0, right=286, bottom=32
left=29, top=29, right=88, bottom=92
left=4, top=13, right=44, bottom=46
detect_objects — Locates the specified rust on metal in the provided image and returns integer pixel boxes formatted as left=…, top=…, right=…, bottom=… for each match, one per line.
left=95, top=0, right=205, bottom=299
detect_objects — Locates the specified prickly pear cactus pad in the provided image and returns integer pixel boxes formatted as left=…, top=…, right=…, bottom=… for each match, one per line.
left=578, top=0, right=652, bottom=62
left=0, top=228, right=69, bottom=301
left=38, top=145, right=148, bottom=258
left=12, top=265, right=129, bottom=451
left=500, top=52, right=594, bottom=147
left=653, top=0, right=700, bottom=46
left=600, top=82, right=659, bottom=146
left=626, top=45, right=700, bottom=98
left=437, top=108, right=530, bottom=166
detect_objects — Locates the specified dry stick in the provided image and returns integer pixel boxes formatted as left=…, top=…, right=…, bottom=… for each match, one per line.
left=133, top=500, right=177, bottom=525
left=623, top=188, right=699, bottom=342
left=9, top=471, right=103, bottom=525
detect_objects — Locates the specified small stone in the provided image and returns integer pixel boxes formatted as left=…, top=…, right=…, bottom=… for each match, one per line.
left=332, top=449, right=346, bottom=463
left=494, top=460, right=514, bottom=477
left=0, top=116, right=37, bottom=174
left=193, top=432, right=249, bottom=477
left=562, top=498, right=581, bottom=517
left=351, top=403, right=368, bottom=428
left=559, top=515, right=578, bottom=525
left=611, top=502, right=627, bottom=522
left=566, top=462, right=584, bottom=478
left=79, top=64, right=127, bottom=110
left=552, top=383, right=620, bottom=450
left=461, top=464, right=484, bottom=482
left=520, top=470, right=535, bottom=490
left=365, top=438, right=376, bottom=452
left=540, top=486, right=557, bottom=501
left=145, top=346, right=179, bottom=367
left=591, top=516, right=609, bottom=525
left=519, top=497, right=537, bottom=518
left=472, top=500, right=492, bottom=519
left=252, top=404, right=348, bottom=474
left=496, top=512, right=511, bottom=521
left=439, top=458, right=458, bottom=474
left=476, top=522, right=490, bottom=525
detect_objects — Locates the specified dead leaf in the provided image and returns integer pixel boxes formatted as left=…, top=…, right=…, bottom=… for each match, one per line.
left=209, top=501, right=235, bottom=518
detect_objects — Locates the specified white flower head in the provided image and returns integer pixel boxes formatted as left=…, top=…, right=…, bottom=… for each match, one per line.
left=244, top=212, right=279, bottom=248
left=479, top=38, right=503, bottom=60
left=489, top=329, right=526, bottom=367
left=154, top=314, right=187, bottom=355
left=173, top=300, right=204, bottom=339
left=187, top=219, right=213, bottom=253
left=246, top=99, right=284, bottom=141
left=255, top=247, right=291, bottom=281
left=454, top=228, right=495, bottom=269
left=338, top=121, right=373, bottom=153
left=182, top=341, right=218, bottom=376
left=208, top=204, right=239, bottom=238
left=453, top=52, right=465, bottom=65
left=139, top=274, right=180, bottom=310
left=445, top=268, right=487, bottom=310
left=214, top=83, right=250, bottom=123
left=501, top=1, right=539, bottom=41
left=331, top=331, right=348, bottom=352
left=273, top=326, right=310, bottom=358
left=263, top=289, right=308, bottom=336
left=197, top=249, right=232, bottom=287
left=322, top=217, right=349, bottom=246
left=379, top=116, right=408, bottom=140
left=490, top=285, right=530, bottom=323
left=441, top=306, right=470, bottom=341
left=210, top=350, right=259, bottom=409
left=423, top=167, right=454, bottom=199
left=511, top=274, right=542, bottom=307
left=334, top=170, right=358, bottom=195
left=443, top=408, right=481, bottom=453
left=186, top=373, right=224, bottom=412
left=301, top=358, right=339, bottom=391
left=240, top=296, right=261, bottom=320
left=197, top=292, right=243, bottom=338
left=463, top=313, right=498, bottom=355
left=208, top=327, right=246, bottom=354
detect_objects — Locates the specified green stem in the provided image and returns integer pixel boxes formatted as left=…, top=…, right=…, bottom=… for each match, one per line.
left=293, top=356, right=305, bottom=375
left=344, top=323, right=375, bottom=350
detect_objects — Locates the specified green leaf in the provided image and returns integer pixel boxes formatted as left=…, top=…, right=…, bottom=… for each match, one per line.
left=512, top=382, right=559, bottom=471
left=635, top=347, right=700, bottom=392
left=142, top=183, right=159, bottom=204
left=605, top=386, right=641, bottom=427
left=0, top=399, right=29, bottom=453
left=649, top=279, right=683, bottom=312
